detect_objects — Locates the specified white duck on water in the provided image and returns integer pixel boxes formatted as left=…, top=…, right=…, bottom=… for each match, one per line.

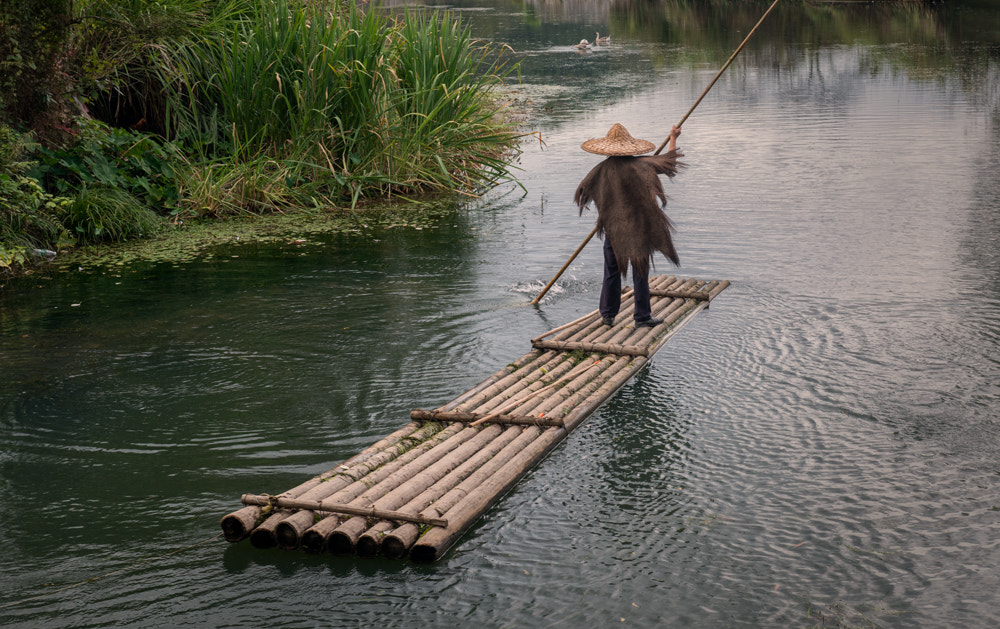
left=572, top=39, right=592, bottom=50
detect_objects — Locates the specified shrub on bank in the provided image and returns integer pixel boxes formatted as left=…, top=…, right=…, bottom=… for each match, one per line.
left=0, top=0, right=521, bottom=275
left=0, top=125, right=73, bottom=270
left=31, top=119, right=183, bottom=216
left=161, top=1, right=519, bottom=213
left=1, top=122, right=165, bottom=271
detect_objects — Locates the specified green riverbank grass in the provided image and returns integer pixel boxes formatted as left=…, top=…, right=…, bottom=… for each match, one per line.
left=2, top=0, right=523, bottom=277
left=163, top=1, right=521, bottom=213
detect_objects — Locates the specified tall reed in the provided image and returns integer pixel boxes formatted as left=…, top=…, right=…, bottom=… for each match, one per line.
left=388, top=11, right=518, bottom=195
left=161, top=1, right=520, bottom=215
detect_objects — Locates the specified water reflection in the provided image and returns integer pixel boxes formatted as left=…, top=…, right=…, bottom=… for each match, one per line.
left=388, top=0, right=1000, bottom=131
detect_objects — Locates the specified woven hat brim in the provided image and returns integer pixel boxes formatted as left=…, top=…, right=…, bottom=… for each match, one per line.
left=580, top=137, right=655, bottom=156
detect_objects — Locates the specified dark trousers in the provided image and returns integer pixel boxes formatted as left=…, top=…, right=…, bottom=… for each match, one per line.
left=600, top=238, right=652, bottom=321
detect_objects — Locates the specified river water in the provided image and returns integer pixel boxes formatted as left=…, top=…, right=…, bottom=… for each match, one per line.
left=2, top=1, right=999, bottom=627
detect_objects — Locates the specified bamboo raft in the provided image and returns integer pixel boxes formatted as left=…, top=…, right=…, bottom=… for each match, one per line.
left=220, top=274, right=729, bottom=562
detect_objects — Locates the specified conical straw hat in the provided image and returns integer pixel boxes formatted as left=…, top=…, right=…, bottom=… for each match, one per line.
left=580, top=123, right=654, bottom=156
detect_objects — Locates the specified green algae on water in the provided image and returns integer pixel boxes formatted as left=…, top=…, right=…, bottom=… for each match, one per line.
left=47, top=202, right=463, bottom=272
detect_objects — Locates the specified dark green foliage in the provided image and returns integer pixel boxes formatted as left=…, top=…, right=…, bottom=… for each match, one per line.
left=60, top=185, right=161, bottom=244
left=0, top=124, right=73, bottom=269
left=69, top=0, right=238, bottom=136
left=0, top=0, right=73, bottom=130
left=30, top=119, right=182, bottom=213
left=2, top=119, right=171, bottom=269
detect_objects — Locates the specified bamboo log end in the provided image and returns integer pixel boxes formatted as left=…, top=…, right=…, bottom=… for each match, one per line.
left=300, top=529, right=327, bottom=554
left=275, top=517, right=308, bottom=551
left=328, top=530, right=357, bottom=556
left=409, top=543, right=439, bottom=564
left=356, top=534, right=382, bottom=558
left=381, top=536, right=408, bottom=560
left=249, top=527, right=278, bottom=549
left=220, top=506, right=261, bottom=543
left=382, top=523, right=419, bottom=560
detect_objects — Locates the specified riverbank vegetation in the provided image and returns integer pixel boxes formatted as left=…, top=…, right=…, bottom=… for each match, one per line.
left=0, top=0, right=522, bottom=275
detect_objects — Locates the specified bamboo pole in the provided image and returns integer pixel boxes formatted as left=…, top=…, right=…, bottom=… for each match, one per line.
left=394, top=425, right=547, bottom=561
left=240, top=495, right=449, bottom=527
left=531, top=338, right=649, bottom=357
left=409, top=352, right=652, bottom=562
left=591, top=275, right=680, bottom=340
left=508, top=354, right=618, bottom=421
left=376, top=427, right=527, bottom=559
left=496, top=354, right=608, bottom=421
left=221, top=506, right=262, bottom=543
left=529, top=224, right=599, bottom=305
left=538, top=276, right=700, bottom=354
left=628, top=280, right=709, bottom=347
left=249, top=509, right=293, bottom=549
left=220, top=420, right=425, bottom=542
left=599, top=276, right=686, bottom=345
left=468, top=355, right=602, bottom=426
left=458, top=356, right=589, bottom=430
left=549, top=283, right=649, bottom=340
left=410, top=425, right=566, bottom=563
left=330, top=422, right=517, bottom=555
left=279, top=421, right=446, bottom=506
left=624, top=279, right=704, bottom=346
left=299, top=517, right=342, bottom=553
left=651, top=289, right=710, bottom=300
left=300, top=422, right=484, bottom=554
left=530, top=274, right=681, bottom=348
left=454, top=355, right=576, bottom=425
left=653, top=0, right=782, bottom=154
left=372, top=424, right=527, bottom=558
left=561, top=357, right=645, bottom=432
left=355, top=522, right=393, bottom=557
left=446, top=351, right=564, bottom=416
left=321, top=428, right=484, bottom=555
left=555, top=357, right=635, bottom=428
left=585, top=276, right=683, bottom=346
left=530, top=309, right=603, bottom=343
left=526, top=355, right=611, bottom=418
left=410, top=409, right=564, bottom=427
left=271, top=422, right=457, bottom=549
left=462, top=352, right=568, bottom=409
left=547, top=315, right=601, bottom=344
left=431, top=350, right=545, bottom=413
left=355, top=424, right=521, bottom=557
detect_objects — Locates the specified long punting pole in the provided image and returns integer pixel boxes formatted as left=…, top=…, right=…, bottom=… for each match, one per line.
left=528, top=0, right=780, bottom=305
left=654, top=0, right=781, bottom=153
left=529, top=224, right=599, bottom=305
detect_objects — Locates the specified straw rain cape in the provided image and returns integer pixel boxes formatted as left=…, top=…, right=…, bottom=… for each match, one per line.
left=574, top=151, right=686, bottom=278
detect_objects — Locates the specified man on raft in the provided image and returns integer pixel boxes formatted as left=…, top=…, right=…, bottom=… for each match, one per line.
left=574, top=123, right=685, bottom=327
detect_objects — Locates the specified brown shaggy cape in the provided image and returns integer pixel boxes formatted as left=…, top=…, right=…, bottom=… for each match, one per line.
left=574, top=150, right=686, bottom=278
